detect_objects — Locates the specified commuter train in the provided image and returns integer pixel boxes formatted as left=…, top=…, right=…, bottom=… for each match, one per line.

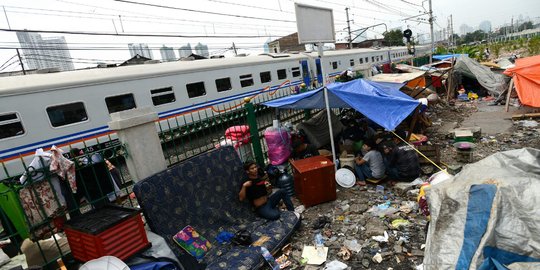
left=0, top=45, right=430, bottom=178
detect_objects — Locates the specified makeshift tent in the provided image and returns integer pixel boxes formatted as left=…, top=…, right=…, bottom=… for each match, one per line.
left=503, top=55, right=540, bottom=107
left=424, top=148, right=540, bottom=270
left=370, top=71, right=427, bottom=89
left=262, top=79, right=420, bottom=131
left=453, top=55, right=507, bottom=96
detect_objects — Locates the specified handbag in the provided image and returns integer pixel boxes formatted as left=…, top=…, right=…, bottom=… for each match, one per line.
left=231, top=229, right=252, bottom=246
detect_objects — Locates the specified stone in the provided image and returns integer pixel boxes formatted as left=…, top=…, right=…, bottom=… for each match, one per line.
left=362, top=258, right=370, bottom=268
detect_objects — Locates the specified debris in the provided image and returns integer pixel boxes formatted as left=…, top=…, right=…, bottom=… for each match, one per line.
left=336, top=246, right=351, bottom=261
left=372, top=253, right=383, bottom=263
left=371, top=231, right=389, bottom=243
left=301, top=246, right=329, bottom=265
left=343, top=239, right=362, bottom=253
left=323, top=260, right=348, bottom=270
left=391, top=219, right=411, bottom=229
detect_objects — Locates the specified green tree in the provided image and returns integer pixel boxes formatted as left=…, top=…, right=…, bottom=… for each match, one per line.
left=489, top=42, right=503, bottom=58
left=383, top=29, right=405, bottom=46
left=528, top=36, right=540, bottom=55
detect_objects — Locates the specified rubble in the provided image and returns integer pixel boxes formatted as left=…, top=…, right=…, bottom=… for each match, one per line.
left=271, top=100, right=539, bottom=269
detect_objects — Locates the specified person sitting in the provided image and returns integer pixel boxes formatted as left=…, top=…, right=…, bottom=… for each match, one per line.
left=354, top=139, right=385, bottom=184
left=382, top=131, right=421, bottom=182
left=290, top=139, right=319, bottom=160
left=238, top=161, right=294, bottom=220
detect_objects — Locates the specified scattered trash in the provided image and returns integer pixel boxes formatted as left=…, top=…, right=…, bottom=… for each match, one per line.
left=391, top=219, right=411, bottom=229
left=399, top=201, right=418, bottom=214
left=343, top=239, right=362, bottom=253
left=294, top=205, right=305, bottom=214
left=367, top=202, right=398, bottom=217
left=312, top=216, right=332, bottom=229
left=517, top=120, right=538, bottom=127
left=323, top=260, right=348, bottom=270
left=372, top=253, right=383, bottom=263
left=301, top=246, right=329, bottom=265
left=375, top=185, right=385, bottom=193
left=336, top=246, right=351, bottom=261
left=371, top=231, right=389, bottom=242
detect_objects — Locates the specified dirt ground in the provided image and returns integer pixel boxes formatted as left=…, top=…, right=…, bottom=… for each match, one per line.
left=273, top=99, right=540, bottom=270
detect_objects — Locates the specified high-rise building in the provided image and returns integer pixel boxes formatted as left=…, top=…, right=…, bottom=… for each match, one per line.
left=459, top=24, right=474, bottom=36
left=178, top=43, right=192, bottom=58
left=194, top=42, right=209, bottom=58
left=16, top=31, right=75, bottom=71
left=160, top=45, right=176, bottom=61
left=128, top=43, right=153, bottom=59
left=479, top=21, right=492, bottom=33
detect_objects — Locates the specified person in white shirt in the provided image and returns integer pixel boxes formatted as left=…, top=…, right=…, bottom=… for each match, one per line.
left=354, top=139, right=385, bottom=183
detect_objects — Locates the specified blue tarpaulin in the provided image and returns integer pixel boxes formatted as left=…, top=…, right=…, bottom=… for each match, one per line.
left=262, top=79, right=420, bottom=131
left=433, top=54, right=468, bottom=61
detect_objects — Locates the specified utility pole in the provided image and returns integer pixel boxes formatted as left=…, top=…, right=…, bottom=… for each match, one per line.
left=450, top=15, right=453, bottom=47
left=428, top=0, right=434, bottom=63
left=345, top=7, right=352, bottom=49
left=16, top=49, right=26, bottom=75
left=232, top=42, right=238, bottom=56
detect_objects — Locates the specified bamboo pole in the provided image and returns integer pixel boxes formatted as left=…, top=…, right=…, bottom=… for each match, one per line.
left=505, top=78, right=514, bottom=112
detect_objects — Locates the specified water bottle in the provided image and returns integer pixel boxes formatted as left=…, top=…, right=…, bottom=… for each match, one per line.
left=314, top=233, right=324, bottom=257
left=277, top=168, right=295, bottom=197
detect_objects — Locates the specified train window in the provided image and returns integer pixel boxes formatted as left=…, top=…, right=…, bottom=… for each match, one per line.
left=186, top=81, right=207, bottom=97
left=47, top=102, right=88, bottom=127
left=105, top=94, right=136, bottom=114
left=151, top=87, right=175, bottom=106
left=239, top=74, right=254, bottom=88
left=372, top=56, right=375, bottom=62
left=350, top=59, right=354, bottom=66
left=359, top=58, right=363, bottom=64
left=260, top=71, right=272, bottom=83
left=331, top=61, right=338, bottom=70
left=277, top=69, right=287, bottom=80
left=291, top=67, right=301, bottom=77
left=0, top=112, right=25, bottom=139
left=215, top=77, right=232, bottom=92
left=365, top=57, right=369, bottom=63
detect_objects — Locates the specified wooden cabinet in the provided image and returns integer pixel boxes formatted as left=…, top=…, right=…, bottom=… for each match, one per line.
left=290, top=156, right=336, bottom=207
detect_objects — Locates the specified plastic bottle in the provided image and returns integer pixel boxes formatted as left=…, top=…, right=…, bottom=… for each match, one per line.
left=314, top=233, right=324, bottom=257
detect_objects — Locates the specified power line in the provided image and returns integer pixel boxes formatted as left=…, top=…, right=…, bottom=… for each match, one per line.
left=1, top=28, right=274, bottom=38
left=3, top=6, right=297, bottom=33
left=113, top=0, right=296, bottom=23
left=0, top=54, right=17, bottom=69
left=1, top=45, right=267, bottom=51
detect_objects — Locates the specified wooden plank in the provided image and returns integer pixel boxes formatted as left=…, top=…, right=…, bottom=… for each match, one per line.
left=512, top=113, right=540, bottom=120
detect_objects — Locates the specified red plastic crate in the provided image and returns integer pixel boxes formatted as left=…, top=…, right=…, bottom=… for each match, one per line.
left=64, top=205, right=150, bottom=262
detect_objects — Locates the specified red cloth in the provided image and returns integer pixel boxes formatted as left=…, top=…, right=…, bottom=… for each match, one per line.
left=225, top=125, right=251, bottom=144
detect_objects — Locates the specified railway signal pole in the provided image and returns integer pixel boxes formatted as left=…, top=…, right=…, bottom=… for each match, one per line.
left=346, top=7, right=352, bottom=49
left=428, top=0, right=434, bottom=63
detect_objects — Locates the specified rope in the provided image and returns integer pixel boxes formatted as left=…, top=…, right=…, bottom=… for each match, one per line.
left=390, top=131, right=450, bottom=175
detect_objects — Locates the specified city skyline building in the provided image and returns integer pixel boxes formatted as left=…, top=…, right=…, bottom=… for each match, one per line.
left=16, top=31, right=75, bottom=71
left=194, top=42, right=209, bottom=58
left=159, top=45, right=176, bottom=61
left=128, top=43, right=153, bottom=59
left=178, top=43, right=192, bottom=58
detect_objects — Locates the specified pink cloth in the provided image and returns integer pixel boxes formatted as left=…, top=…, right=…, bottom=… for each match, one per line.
left=264, top=128, right=291, bottom=165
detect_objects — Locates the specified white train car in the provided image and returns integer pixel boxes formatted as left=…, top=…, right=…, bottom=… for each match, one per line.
left=0, top=45, right=430, bottom=179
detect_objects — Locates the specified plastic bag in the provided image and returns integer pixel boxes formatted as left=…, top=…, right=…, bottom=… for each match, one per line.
left=264, top=127, right=291, bottom=165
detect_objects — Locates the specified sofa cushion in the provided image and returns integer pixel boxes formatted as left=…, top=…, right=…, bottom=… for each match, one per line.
left=134, top=146, right=300, bottom=269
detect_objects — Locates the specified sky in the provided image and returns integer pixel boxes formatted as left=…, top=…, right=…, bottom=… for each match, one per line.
left=0, top=0, right=539, bottom=71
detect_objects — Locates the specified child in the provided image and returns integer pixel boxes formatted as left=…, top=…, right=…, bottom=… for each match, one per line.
left=354, top=139, right=385, bottom=184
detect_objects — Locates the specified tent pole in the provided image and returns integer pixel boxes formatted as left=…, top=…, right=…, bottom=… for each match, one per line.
left=318, top=42, right=338, bottom=170
left=505, top=78, right=514, bottom=112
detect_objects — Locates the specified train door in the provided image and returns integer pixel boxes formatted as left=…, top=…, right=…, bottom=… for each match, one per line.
left=300, top=60, right=311, bottom=87
left=315, top=59, right=323, bottom=87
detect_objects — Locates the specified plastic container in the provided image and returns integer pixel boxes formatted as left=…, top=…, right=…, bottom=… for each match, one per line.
left=277, top=169, right=295, bottom=197
left=64, top=205, right=150, bottom=262
left=339, top=154, right=355, bottom=170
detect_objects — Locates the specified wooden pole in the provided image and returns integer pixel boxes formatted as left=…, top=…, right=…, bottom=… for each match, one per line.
left=505, top=78, right=514, bottom=112
left=407, top=106, right=420, bottom=141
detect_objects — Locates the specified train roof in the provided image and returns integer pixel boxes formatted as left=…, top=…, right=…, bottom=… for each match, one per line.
left=0, top=53, right=308, bottom=96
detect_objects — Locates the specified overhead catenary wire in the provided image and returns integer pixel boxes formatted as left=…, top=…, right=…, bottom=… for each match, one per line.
left=0, top=28, right=276, bottom=38
left=113, top=0, right=297, bottom=23
left=2, top=6, right=298, bottom=33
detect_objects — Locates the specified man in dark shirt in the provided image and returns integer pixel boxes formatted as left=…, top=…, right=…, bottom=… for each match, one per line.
left=290, top=140, right=319, bottom=160
left=239, top=161, right=295, bottom=220
left=382, top=131, right=420, bottom=182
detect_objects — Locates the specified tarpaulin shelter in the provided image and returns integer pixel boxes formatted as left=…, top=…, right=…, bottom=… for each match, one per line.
left=370, top=71, right=427, bottom=89
left=433, top=54, right=468, bottom=61
left=453, top=55, right=507, bottom=96
left=503, top=55, right=540, bottom=107
left=262, top=79, right=420, bottom=131
left=424, top=148, right=540, bottom=270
